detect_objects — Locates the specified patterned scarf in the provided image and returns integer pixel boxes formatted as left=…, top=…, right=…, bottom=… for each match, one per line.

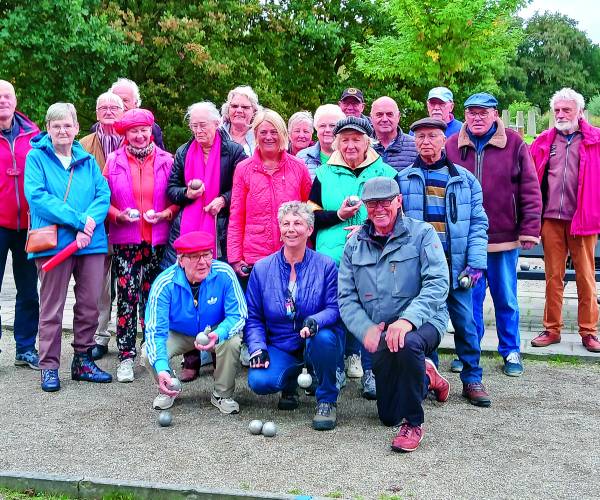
left=126, top=142, right=155, bottom=161
left=96, top=126, right=123, bottom=160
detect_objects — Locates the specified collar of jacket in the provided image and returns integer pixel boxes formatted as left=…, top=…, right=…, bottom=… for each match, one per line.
left=249, top=149, right=290, bottom=173
left=374, top=126, right=406, bottom=149
left=276, top=246, right=312, bottom=274
left=457, top=117, right=507, bottom=149
left=357, top=215, right=409, bottom=247
left=327, top=147, right=380, bottom=170
left=412, top=153, right=460, bottom=177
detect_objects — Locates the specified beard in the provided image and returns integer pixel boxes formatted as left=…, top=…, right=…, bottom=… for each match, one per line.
left=555, top=118, right=579, bottom=132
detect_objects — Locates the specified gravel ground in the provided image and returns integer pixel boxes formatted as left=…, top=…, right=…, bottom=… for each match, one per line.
left=1, top=333, right=599, bottom=500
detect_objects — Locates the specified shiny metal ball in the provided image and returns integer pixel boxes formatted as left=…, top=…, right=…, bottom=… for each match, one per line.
left=261, top=421, right=277, bottom=437
left=248, top=419, right=263, bottom=435
left=158, top=411, right=172, bottom=427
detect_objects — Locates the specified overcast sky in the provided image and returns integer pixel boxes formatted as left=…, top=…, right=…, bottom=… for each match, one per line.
left=519, top=0, right=600, bottom=44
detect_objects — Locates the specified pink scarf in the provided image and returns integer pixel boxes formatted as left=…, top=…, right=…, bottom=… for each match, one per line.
left=180, top=132, right=222, bottom=252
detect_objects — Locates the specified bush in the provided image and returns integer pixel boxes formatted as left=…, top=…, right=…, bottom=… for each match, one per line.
left=537, top=111, right=551, bottom=133
left=508, top=101, right=536, bottom=124
left=587, top=94, right=600, bottom=118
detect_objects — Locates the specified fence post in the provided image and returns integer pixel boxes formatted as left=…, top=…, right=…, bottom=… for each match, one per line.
left=527, top=110, right=536, bottom=137
left=501, top=109, right=510, bottom=128
left=549, top=113, right=555, bottom=128
left=516, top=111, right=524, bottom=137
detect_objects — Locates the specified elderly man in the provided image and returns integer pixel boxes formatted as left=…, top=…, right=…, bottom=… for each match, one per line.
left=446, top=93, right=542, bottom=377
left=338, top=88, right=368, bottom=119
left=426, top=87, right=463, bottom=137
left=371, top=96, right=417, bottom=172
left=397, top=118, right=490, bottom=407
left=0, top=80, right=40, bottom=369
left=108, top=78, right=165, bottom=150
left=142, top=231, right=247, bottom=414
left=339, top=176, right=450, bottom=453
left=530, top=88, right=600, bottom=353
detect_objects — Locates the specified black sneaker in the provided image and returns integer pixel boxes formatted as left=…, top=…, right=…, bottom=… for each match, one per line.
left=277, top=391, right=299, bottom=410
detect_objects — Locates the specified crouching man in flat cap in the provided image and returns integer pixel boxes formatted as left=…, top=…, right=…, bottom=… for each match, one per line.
left=142, top=230, right=247, bottom=414
left=338, top=177, right=450, bottom=453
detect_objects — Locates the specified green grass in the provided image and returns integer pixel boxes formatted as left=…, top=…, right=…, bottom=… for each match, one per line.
left=546, top=354, right=582, bottom=366
left=0, top=488, right=71, bottom=500
left=325, top=492, right=343, bottom=498
left=287, top=487, right=304, bottom=495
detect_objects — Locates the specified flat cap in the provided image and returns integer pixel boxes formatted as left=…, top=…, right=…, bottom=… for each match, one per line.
left=427, top=87, right=453, bottom=102
left=410, top=117, right=448, bottom=133
left=361, top=177, right=400, bottom=202
left=340, top=87, right=365, bottom=103
left=464, top=92, right=498, bottom=109
left=333, top=116, right=373, bottom=137
left=173, top=231, right=214, bottom=255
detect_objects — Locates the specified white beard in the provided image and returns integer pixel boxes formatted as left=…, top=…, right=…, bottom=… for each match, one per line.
left=555, top=119, right=579, bottom=132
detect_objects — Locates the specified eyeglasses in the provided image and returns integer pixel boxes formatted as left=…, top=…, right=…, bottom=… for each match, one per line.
left=189, top=122, right=212, bottom=131
left=230, top=104, right=252, bottom=111
left=49, top=124, right=74, bottom=132
left=415, top=133, right=444, bottom=142
left=466, top=109, right=492, bottom=119
left=365, top=198, right=394, bottom=209
left=96, top=106, right=122, bottom=113
left=184, top=251, right=213, bottom=263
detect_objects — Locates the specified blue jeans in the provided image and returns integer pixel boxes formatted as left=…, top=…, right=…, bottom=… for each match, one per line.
left=472, top=249, right=520, bottom=358
left=248, top=328, right=342, bottom=403
left=448, top=287, right=482, bottom=383
left=0, top=228, right=39, bottom=354
left=344, top=330, right=372, bottom=371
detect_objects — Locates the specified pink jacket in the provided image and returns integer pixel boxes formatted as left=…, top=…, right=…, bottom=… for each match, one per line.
left=104, top=146, right=174, bottom=245
left=227, top=150, right=312, bottom=264
left=530, top=119, right=600, bottom=235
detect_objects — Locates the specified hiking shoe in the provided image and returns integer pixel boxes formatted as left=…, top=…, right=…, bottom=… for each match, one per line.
left=116, top=358, right=134, bottom=383
left=312, top=402, right=337, bottom=431
left=41, top=369, right=60, bottom=392
left=531, top=331, right=561, bottom=347
left=582, top=334, right=600, bottom=353
left=240, top=343, right=250, bottom=367
left=277, top=391, right=299, bottom=411
left=425, top=358, right=450, bottom=402
left=71, top=351, right=112, bottom=383
left=345, top=354, right=363, bottom=378
left=503, top=352, right=523, bottom=377
left=211, top=393, right=240, bottom=414
left=450, top=358, right=463, bottom=373
left=15, top=350, right=40, bottom=370
left=391, top=423, right=424, bottom=453
left=153, top=393, right=176, bottom=410
left=90, top=344, right=108, bottom=361
left=361, top=369, right=377, bottom=400
left=462, top=382, right=491, bottom=407
left=336, top=368, right=347, bottom=390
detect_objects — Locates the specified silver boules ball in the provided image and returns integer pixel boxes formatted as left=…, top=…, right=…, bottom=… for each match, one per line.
left=261, top=421, right=277, bottom=437
left=347, top=195, right=360, bottom=207
left=189, top=179, right=203, bottom=190
left=146, top=209, right=156, bottom=218
left=459, top=276, right=470, bottom=288
left=158, top=410, right=172, bottom=427
left=129, top=209, right=140, bottom=220
left=248, top=419, right=263, bottom=435
left=196, top=332, right=210, bottom=346
left=297, top=368, right=313, bottom=389
left=169, top=377, right=182, bottom=392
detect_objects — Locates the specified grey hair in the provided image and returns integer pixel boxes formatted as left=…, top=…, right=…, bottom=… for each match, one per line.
left=96, top=91, right=124, bottom=110
left=185, top=101, right=221, bottom=123
left=221, top=85, right=260, bottom=124
left=110, top=78, right=141, bottom=107
left=550, top=88, right=585, bottom=112
left=288, top=111, right=313, bottom=132
left=313, top=104, right=345, bottom=128
left=45, top=103, right=78, bottom=126
left=278, top=201, right=314, bottom=229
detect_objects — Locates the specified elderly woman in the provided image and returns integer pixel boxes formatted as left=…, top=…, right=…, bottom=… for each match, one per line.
left=25, top=103, right=111, bottom=392
left=220, top=86, right=260, bottom=155
left=308, top=115, right=397, bottom=399
left=297, top=104, right=345, bottom=180
left=246, top=202, right=343, bottom=430
left=287, top=111, right=314, bottom=156
left=164, top=101, right=246, bottom=381
left=102, top=108, right=178, bottom=383
left=228, top=109, right=312, bottom=279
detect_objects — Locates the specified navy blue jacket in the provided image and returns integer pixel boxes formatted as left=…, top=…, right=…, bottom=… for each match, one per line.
left=244, top=248, right=343, bottom=355
left=373, top=128, right=418, bottom=172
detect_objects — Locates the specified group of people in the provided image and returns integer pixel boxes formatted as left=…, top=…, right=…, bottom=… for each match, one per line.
left=1, top=75, right=599, bottom=453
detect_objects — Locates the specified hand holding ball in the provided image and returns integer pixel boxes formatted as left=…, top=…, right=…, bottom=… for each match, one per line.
left=459, top=276, right=470, bottom=288
left=189, top=179, right=203, bottom=190
left=196, top=332, right=210, bottom=346
left=128, top=209, right=140, bottom=220
left=347, top=195, right=360, bottom=207
left=169, top=377, right=182, bottom=392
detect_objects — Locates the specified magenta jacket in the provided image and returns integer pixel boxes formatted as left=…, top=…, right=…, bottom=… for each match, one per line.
left=227, top=150, right=312, bottom=264
left=104, top=146, right=174, bottom=246
left=530, top=119, right=600, bottom=236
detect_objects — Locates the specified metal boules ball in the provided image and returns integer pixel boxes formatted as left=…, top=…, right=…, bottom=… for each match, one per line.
left=158, top=410, right=172, bottom=427
left=248, top=419, right=263, bottom=435
left=196, top=332, right=210, bottom=346
left=347, top=195, right=360, bottom=207
left=128, top=209, right=140, bottom=220
left=459, top=276, right=470, bottom=288
left=189, top=179, right=203, bottom=190
left=520, top=262, right=530, bottom=271
left=261, top=421, right=277, bottom=437
left=145, top=209, right=156, bottom=218
left=297, top=368, right=313, bottom=389
left=169, top=377, right=182, bottom=392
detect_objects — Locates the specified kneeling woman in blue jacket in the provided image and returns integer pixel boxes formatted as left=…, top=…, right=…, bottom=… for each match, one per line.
left=245, top=201, right=344, bottom=430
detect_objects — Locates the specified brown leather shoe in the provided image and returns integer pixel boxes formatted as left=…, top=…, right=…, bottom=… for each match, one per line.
left=530, top=331, right=561, bottom=347
left=582, top=334, right=600, bottom=353
left=462, top=382, right=491, bottom=407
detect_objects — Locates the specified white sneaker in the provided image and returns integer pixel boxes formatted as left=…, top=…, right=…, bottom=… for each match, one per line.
left=345, top=354, right=363, bottom=378
left=153, top=393, right=176, bottom=410
left=240, top=343, right=250, bottom=367
left=211, top=393, right=240, bottom=414
left=117, top=358, right=135, bottom=383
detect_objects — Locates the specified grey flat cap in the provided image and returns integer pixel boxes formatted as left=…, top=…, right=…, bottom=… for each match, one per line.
left=410, top=117, right=447, bottom=133
left=361, top=177, right=400, bottom=202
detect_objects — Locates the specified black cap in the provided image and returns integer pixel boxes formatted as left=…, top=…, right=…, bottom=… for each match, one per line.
left=410, top=117, right=448, bottom=133
left=333, top=116, right=373, bottom=137
left=340, top=88, right=365, bottom=103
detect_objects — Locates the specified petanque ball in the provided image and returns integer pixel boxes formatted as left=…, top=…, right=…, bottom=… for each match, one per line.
left=297, top=368, right=313, bottom=389
left=459, top=276, right=470, bottom=288
left=169, top=377, right=182, bottom=392
left=248, top=419, right=263, bottom=435
left=347, top=195, right=360, bottom=207
left=189, top=179, right=202, bottom=190
left=146, top=209, right=156, bottom=218
left=129, top=209, right=140, bottom=220
left=196, top=332, right=210, bottom=346
left=261, top=421, right=277, bottom=437
left=158, top=410, right=172, bottom=427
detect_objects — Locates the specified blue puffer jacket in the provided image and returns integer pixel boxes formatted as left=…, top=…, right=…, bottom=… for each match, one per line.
left=373, top=128, right=418, bottom=172
left=24, top=133, right=110, bottom=258
left=296, top=142, right=322, bottom=180
left=244, top=247, right=343, bottom=355
left=396, top=158, right=488, bottom=289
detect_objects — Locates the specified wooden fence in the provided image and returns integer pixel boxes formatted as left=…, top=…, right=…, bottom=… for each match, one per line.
left=501, top=109, right=590, bottom=137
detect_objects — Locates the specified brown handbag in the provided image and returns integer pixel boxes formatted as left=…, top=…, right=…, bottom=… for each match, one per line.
left=25, top=167, right=75, bottom=253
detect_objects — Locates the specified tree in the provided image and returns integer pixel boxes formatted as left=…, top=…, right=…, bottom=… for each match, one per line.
left=352, top=0, right=526, bottom=119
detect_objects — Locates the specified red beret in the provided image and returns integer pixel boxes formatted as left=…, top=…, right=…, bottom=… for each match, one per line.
left=114, top=108, right=155, bottom=135
left=173, top=231, right=214, bottom=255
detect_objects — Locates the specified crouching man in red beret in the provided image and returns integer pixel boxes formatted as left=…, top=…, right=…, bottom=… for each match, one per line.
left=141, top=230, right=247, bottom=414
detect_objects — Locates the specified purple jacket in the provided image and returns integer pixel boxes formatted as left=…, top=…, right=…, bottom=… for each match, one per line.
left=446, top=119, right=542, bottom=252
left=104, top=146, right=174, bottom=245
